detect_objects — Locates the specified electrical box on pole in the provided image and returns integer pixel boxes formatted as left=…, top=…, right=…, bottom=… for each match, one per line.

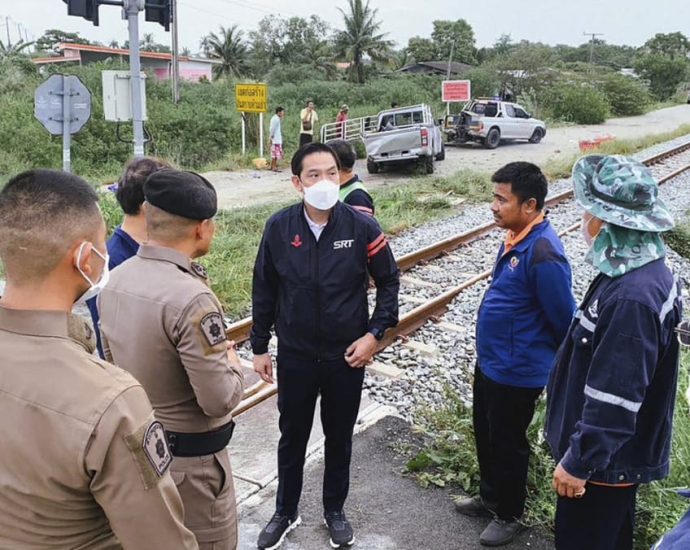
left=102, top=70, right=148, bottom=122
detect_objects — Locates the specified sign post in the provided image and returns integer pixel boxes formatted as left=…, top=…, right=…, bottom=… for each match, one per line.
left=442, top=80, right=472, bottom=116
left=235, top=83, right=268, bottom=157
left=35, top=74, right=92, bottom=172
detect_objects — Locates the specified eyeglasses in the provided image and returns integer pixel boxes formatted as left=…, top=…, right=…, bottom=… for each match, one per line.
left=676, top=320, right=690, bottom=347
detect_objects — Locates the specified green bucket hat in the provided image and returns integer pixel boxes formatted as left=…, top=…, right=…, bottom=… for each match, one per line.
left=572, top=154, right=674, bottom=232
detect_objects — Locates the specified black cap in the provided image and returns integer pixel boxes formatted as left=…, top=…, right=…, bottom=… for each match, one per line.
left=144, top=169, right=217, bottom=220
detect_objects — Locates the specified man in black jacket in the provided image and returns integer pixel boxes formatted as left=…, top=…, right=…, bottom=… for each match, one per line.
left=252, top=143, right=400, bottom=550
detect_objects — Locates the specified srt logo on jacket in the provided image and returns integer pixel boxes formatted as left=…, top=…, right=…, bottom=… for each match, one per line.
left=333, top=239, right=354, bottom=250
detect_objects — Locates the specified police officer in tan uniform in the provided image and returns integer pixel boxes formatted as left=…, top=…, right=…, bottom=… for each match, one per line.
left=98, top=169, right=245, bottom=550
left=0, top=169, right=197, bottom=549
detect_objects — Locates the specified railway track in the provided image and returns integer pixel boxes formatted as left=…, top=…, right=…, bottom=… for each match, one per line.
left=231, top=139, right=690, bottom=416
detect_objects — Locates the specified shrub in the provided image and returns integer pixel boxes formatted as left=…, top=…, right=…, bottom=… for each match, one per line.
left=544, top=84, right=609, bottom=124
left=598, top=74, right=650, bottom=116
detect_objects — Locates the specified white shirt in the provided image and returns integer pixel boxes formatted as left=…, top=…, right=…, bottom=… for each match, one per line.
left=303, top=208, right=327, bottom=241
left=269, top=114, right=282, bottom=145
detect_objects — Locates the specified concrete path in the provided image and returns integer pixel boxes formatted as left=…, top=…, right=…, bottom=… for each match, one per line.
left=232, top=408, right=554, bottom=550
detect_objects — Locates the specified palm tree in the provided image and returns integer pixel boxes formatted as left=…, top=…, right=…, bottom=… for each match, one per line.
left=298, top=37, right=338, bottom=80
left=0, top=39, right=33, bottom=61
left=201, top=25, right=249, bottom=80
left=335, top=0, right=392, bottom=83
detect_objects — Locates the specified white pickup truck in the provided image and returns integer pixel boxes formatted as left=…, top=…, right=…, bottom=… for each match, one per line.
left=359, top=104, right=445, bottom=174
left=444, top=99, right=546, bottom=149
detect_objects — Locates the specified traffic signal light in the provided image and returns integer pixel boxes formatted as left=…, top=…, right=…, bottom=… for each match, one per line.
left=62, top=0, right=101, bottom=26
left=145, top=0, right=172, bottom=31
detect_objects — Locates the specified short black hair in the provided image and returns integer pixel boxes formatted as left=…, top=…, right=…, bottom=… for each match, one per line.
left=391, top=102, right=399, bottom=108
left=328, top=140, right=356, bottom=170
left=491, top=162, right=548, bottom=210
left=0, top=170, right=101, bottom=280
left=291, top=143, right=340, bottom=176
left=305, top=99, right=313, bottom=106
left=116, top=156, right=170, bottom=215
left=275, top=106, right=284, bottom=114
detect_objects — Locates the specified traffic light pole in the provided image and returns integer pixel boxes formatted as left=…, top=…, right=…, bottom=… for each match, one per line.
left=125, top=0, right=146, bottom=157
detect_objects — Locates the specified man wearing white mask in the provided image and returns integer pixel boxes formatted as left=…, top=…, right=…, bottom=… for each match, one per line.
left=0, top=169, right=197, bottom=548
left=252, top=143, right=400, bottom=549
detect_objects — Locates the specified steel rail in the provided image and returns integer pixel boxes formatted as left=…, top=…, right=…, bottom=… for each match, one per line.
left=231, top=146, right=690, bottom=416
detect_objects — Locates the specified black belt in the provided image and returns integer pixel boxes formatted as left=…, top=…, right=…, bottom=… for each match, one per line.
left=165, top=420, right=235, bottom=457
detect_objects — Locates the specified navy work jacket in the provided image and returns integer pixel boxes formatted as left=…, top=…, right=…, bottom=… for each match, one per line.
left=250, top=201, right=399, bottom=361
left=546, top=258, right=683, bottom=485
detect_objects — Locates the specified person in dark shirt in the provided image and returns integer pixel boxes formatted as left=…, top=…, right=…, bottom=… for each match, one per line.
left=87, top=156, right=170, bottom=357
left=328, top=140, right=375, bottom=217
left=546, top=155, right=683, bottom=550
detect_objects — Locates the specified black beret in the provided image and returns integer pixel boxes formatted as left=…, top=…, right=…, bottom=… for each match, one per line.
left=144, top=169, right=217, bottom=220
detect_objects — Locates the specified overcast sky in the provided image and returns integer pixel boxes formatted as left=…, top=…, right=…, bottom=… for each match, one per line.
left=2, top=0, right=689, bottom=54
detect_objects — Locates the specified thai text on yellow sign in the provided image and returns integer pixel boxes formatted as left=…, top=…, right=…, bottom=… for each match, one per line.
left=235, top=83, right=268, bottom=113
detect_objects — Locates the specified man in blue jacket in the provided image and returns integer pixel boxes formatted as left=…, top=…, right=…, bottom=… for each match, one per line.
left=455, top=162, right=576, bottom=547
left=546, top=155, right=683, bottom=550
left=251, top=143, right=399, bottom=549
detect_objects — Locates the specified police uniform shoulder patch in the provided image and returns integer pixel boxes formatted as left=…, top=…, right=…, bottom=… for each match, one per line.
left=190, top=262, right=208, bottom=279
left=143, top=421, right=172, bottom=476
left=200, top=312, right=227, bottom=347
left=124, top=418, right=172, bottom=489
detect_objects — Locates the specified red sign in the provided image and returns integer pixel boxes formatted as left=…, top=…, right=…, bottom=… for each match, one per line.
left=442, top=80, right=471, bottom=102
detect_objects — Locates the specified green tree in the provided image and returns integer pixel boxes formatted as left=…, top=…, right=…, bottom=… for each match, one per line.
left=644, top=32, right=690, bottom=60
left=35, top=29, right=90, bottom=54
left=405, top=37, right=435, bottom=63
left=0, top=39, right=34, bottom=61
left=201, top=25, right=250, bottom=79
left=335, top=0, right=392, bottom=84
left=635, top=53, right=689, bottom=99
left=431, top=19, right=476, bottom=64
left=635, top=32, right=690, bottom=99
left=248, top=15, right=333, bottom=78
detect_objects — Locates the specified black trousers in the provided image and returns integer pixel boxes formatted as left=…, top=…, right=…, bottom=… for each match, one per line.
left=299, top=133, right=313, bottom=147
left=555, top=483, right=638, bottom=550
left=472, top=364, right=542, bottom=521
left=275, top=355, right=365, bottom=516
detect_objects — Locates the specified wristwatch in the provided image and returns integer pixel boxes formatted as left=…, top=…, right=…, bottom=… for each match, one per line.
left=369, top=327, right=385, bottom=341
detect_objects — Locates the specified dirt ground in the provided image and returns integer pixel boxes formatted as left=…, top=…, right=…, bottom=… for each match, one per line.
left=206, top=104, right=690, bottom=210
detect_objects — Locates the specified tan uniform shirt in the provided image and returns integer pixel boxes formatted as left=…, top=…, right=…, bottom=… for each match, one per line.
left=0, top=306, right=197, bottom=550
left=98, top=245, right=244, bottom=434
left=98, top=245, right=245, bottom=547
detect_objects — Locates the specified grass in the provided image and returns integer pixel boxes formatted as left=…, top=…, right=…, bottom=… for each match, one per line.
left=408, top=357, right=690, bottom=548
left=542, top=123, right=690, bottom=181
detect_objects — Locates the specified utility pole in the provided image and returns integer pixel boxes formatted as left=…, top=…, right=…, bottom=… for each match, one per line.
left=171, top=0, right=180, bottom=103
left=5, top=17, right=11, bottom=46
left=583, top=31, right=604, bottom=65
left=445, top=39, right=455, bottom=116
left=125, top=0, right=146, bottom=157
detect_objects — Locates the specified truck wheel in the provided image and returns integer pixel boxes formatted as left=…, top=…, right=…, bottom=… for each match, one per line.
left=529, top=128, right=544, bottom=144
left=435, top=141, right=446, bottom=161
left=484, top=128, right=500, bottom=149
left=367, top=160, right=380, bottom=174
left=423, top=155, right=434, bottom=174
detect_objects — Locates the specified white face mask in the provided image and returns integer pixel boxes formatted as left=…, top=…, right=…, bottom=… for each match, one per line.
left=302, top=179, right=340, bottom=211
left=75, top=242, right=110, bottom=305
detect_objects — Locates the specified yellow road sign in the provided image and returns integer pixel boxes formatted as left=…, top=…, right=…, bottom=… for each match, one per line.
left=235, top=83, right=268, bottom=113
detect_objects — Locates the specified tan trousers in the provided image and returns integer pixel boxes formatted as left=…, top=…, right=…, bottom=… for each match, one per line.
left=170, top=449, right=237, bottom=550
